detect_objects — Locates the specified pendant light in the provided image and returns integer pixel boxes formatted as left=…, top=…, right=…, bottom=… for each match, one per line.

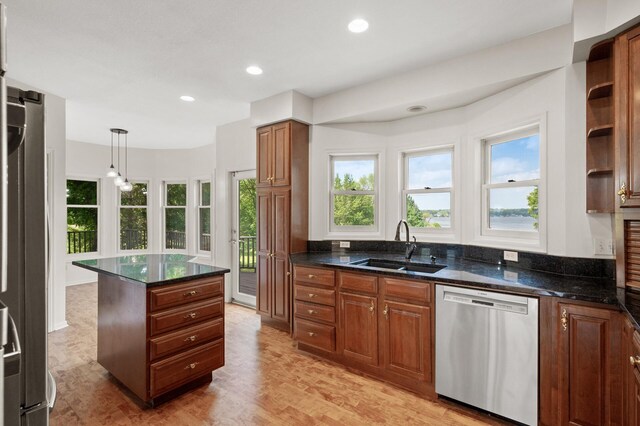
left=120, top=130, right=133, bottom=192
left=106, top=131, right=117, bottom=177
left=110, top=128, right=126, bottom=187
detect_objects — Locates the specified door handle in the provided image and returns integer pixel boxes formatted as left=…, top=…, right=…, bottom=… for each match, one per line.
left=4, top=313, right=22, bottom=377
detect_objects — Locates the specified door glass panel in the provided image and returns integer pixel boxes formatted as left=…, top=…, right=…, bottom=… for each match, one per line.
left=238, top=178, right=257, bottom=298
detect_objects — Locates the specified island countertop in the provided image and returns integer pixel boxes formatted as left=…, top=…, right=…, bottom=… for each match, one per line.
left=72, top=254, right=230, bottom=287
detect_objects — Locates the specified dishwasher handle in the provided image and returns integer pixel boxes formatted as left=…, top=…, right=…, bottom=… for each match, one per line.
left=443, top=290, right=529, bottom=315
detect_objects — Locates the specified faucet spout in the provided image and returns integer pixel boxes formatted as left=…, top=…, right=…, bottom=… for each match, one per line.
left=395, top=220, right=410, bottom=242
left=395, top=220, right=417, bottom=260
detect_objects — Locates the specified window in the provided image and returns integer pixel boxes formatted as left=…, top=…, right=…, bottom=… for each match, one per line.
left=403, top=148, right=453, bottom=231
left=119, top=182, right=148, bottom=251
left=163, top=182, right=187, bottom=250
left=330, top=155, right=378, bottom=231
left=67, top=179, right=99, bottom=254
left=197, top=180, right=211, bottom=253
left=482, top=125, right=540, bottom=238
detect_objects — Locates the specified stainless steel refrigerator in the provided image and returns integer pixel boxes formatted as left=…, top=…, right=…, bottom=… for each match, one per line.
left=1, top=3, right=55, bottom=424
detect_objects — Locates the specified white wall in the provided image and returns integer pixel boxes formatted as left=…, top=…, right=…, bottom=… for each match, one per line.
left=306, top=68, right=613, bottom=258
left=65, top=141, right=216, bottom=285
left=214, top=119, right=255, bottom=300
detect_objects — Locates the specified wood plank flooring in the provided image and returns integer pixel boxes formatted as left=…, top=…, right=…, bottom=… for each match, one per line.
left=48, top=283, right=497, bottom=425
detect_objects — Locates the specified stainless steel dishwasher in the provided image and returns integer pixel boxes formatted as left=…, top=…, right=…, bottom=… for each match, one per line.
left=435, top=284, right=538, bottom=426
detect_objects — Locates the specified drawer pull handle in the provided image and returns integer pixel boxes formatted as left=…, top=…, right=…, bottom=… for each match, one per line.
left=369, top=300, right=375, bottom=313
left=307, top=309, right=316, bottom=315
left=308, top=274, right=316, bottom=279
left=184, top=362, right=199, bottom=370
left=631, top=356, right=640, bottom=366
left=185, top=335, right=198, bottom=342
left=308, top=293, right=316, bottom=298
left=184, top=312, right=197, bottom=319
left=561, top=308, right=568, bottom=332
left=184, top=290, right=198, bottom=297
left=383, top=304, right=388, bottom=319
left=308, top=332, right=315, bottom=337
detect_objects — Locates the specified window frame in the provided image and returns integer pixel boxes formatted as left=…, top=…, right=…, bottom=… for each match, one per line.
left=117, top=180, right=150, bottom=254
left=162, top=180, right=188, bottom=253
left=329, top=154, right=379, bottom=233
left=66, top=177, right=101, bottom=257
left=481, top=123, right=541, bottom=241
left=197, top=179, right=212, bottom=255
left=402, top=146, right=455, bottom=234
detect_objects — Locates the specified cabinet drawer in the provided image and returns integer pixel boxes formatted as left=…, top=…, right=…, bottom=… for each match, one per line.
left=149, top=277, right=223, bottom=312
left=382, top=278, right=431, bottom=304
left=294, top=284, right=335, bottom=306
left=150, top=339, right=224, bottom=397
left=295, top=318, right=335, bottom=352
left=294, top=266, right=335, bottom=287
left=150, top=297, right=224, bottom=336
left=150, top=317, right=224, bottom=361
left=295, top=301, right=335, bottom=323
left=339, top=272, right=377, bottom=294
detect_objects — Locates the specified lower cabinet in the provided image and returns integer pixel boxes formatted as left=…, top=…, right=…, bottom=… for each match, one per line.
left=339, top=293, right=378, bottom=366
left=625, top=317, right=640, bottom=425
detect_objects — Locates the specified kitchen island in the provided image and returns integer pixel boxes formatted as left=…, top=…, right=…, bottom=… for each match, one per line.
left=73, top=254, right=230, bottom=406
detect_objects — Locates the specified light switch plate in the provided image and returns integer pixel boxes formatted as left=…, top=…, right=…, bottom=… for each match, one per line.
left=340, top=241, right=351, bottom=248
left=504, top=251, right=518, bottom=262
left=593, top=238, right=614, bottom=255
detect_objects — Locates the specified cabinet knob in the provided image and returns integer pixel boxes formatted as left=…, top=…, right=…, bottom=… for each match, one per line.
left=308, top=293, right=316, bottom=298
left=308, top=274, right=316, bottom=279
left=630, top=356, right=640, bottom=366
left=308, top=332, right=315, bottom=337
left=184, top=335, right=198, bottom=342
left=618, top=182, right=627, bottom=204
left=184, top=290, right=198, bottom=297
left=184, top=312, right=197, bottom=319
left=307, top=309, right=316, bottom=315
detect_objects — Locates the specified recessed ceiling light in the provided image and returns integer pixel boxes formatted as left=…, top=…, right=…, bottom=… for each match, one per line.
left=407, top=105, right=427, bottom=113
left=180, top=95, right=195, bottom=102
left=246, top=65, right=263, bottom=75
left=348, top=18, right=369, bottom=33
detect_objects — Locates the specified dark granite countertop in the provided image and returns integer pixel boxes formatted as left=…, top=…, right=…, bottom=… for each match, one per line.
left=290, top=252, right=620, bottom=305
left=72, top=254, right=230, bottom=287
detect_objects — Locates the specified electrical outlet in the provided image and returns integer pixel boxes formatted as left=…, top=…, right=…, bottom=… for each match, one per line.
left=504, top=251, right=518, bottom=262
left=593, top=238, right=614, bottom=255
left=339, top=241, right=350, bottom=248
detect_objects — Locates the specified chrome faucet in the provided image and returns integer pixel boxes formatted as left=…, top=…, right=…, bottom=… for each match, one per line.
left=395, top=220, right=417, bottom=260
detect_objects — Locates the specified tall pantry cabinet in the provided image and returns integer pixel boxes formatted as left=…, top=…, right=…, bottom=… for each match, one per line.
left=256, top=120, right=309, bottom=331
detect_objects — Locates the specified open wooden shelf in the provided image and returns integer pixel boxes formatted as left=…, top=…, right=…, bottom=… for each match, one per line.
left=587, top=81, right=614, bottom=100
left=587, top=167, right=614, bottom=176
left=588, top=38, right=614, bottom=61
left=587, top=124, right=614, bottom=138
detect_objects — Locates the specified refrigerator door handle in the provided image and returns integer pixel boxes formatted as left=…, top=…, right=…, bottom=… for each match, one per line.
left=3, top=313, right=21, bottom=377
left=47, top=370, right=56, bottom=411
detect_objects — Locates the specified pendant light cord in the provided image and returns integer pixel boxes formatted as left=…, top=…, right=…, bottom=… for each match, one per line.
left=110, top=131, right=114, bottom=165
left=125, top=132, right=128, bottom=180
left=117, top=132, right=121, bottom=174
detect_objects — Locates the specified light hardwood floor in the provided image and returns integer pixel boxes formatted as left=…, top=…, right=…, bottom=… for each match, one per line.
left=48, top=283, right=497, bottom=425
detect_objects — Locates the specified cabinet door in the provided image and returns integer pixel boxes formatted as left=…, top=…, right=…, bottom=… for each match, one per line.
left=271, top=189, right=290, bottom=323
left=257, top=126, right=273, bottom=187
left=616, top=26, right=640, bottom=207
left=557, top=303, right=622, bottom=425
left=380, top=300, right=431, bottom=382
left=339, top=293, right=378, bottom=366
left=633, top=369, right=640, bottom=426
left=272, top=122, right=291, bottom=187
left=256, top=190, right=271, bottom=315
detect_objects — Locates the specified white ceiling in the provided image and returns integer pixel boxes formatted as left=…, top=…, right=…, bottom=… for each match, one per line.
left=4, top=0, right=572, bottom=149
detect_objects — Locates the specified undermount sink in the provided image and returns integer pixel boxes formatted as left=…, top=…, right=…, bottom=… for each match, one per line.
left=348, top=258, right=446, bottom=274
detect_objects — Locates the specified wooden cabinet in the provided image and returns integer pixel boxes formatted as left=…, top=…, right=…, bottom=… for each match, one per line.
left=616, top=25, right=640, bottom=208
left=555, top=301, right=623, bottom=425
left=256, top=120, right=308, bottom=331
left=586, top=39, right=615, bottom=213
left=97, top=273, right=226, bottom=404
left=293, top=265, right=336, bottom=352
left=624, top=318, right=640, bottom=425
left=339, top=292, right=379, bottom=366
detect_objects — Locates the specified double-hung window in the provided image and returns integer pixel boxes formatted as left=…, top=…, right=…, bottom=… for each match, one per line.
left=119, top=182, right=148, bottom=251
left=163, top=182, right=187, bottom=250
left=482, top=124, right=541, bottom=239
left=197, top=180, right=211, bottom=253
left=403, top=148, right=453, bottom=231
left=66, top=179, right=99, bottom=254
left=330, top=155, right=378, bottom=232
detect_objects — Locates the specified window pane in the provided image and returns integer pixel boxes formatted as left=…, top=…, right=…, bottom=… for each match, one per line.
left=67, top=207, right=98, bottom=253
left=121, top=183, right=147, bottom=206
left=199, top=207, right=211, bottom=252
left=165, top=208, right=186, bottom=249
left=490, top=134, right=540, bottom=183
left=489, top=186, right=538, bottom=231
left=333, top=158, right=375, bottom=191
left=201, top=182, right=211, bottom=206
left=333, top=195, right=374, bottom=226
left=67, top=180, right=97, bottom=205
left=406, top=193, right=451, bottom=229
left=166, top=183, right=187, bottom=206
left=120, top=208, right=148, bottom=250
left=407, top=152, right=452, bottom=189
